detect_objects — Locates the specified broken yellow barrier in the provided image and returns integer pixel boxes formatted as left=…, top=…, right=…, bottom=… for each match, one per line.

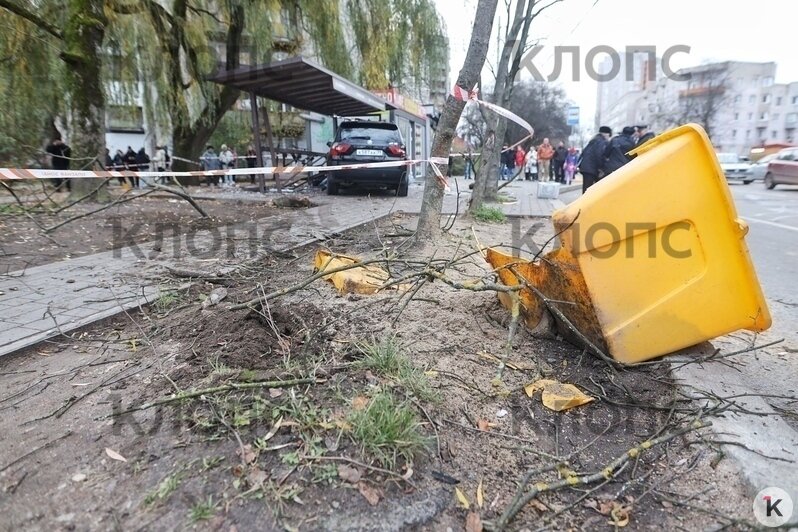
left=487, top=124, right=771, bottom=363
left=314, top=250, right=408, bottom=295
left=524, top=379, right=594, bottom=411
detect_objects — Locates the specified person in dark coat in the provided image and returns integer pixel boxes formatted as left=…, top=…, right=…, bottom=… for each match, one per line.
left=603, top=126, right=637, bottom=176
left=500, top=145, right=514, bottom=180
left=635, top=124, right=655, bottom=146
left=134, top=147, right=150, bottom=188
left=45, top=137, right=71, bottom=191
left=122, top=147, right=137, bottom=188
left=578, top=126, right=611, bottom=193
left=553, top=141, right=567, bottom=183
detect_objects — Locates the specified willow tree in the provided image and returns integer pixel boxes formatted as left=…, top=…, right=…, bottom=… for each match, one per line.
left=0, top=0, right=110, bottom=200
left=347, top=0, right=448, bottom=94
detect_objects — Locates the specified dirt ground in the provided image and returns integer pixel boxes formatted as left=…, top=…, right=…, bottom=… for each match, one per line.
left=0, top=212, right=757, bottom=531
left=0, top=190, right=281, bottom=273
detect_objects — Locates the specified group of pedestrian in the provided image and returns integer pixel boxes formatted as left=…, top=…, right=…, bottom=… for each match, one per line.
left=578, top=124, right=655, bottom=193
left=200, top=144, right=261, bottom=186
left=498, top=139, right=580, bottom=185
left=107, top=146, right=153, bottom=189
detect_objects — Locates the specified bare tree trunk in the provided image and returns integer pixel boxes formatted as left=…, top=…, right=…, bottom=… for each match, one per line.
left=415, top=0, right=498, bottom=241
left=469, top=0, right=551, bottom=214
left=63, top=0, right=109, bottom=202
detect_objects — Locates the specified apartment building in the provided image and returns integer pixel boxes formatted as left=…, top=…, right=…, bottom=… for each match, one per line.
left=598, top=60, right=798, bottom=156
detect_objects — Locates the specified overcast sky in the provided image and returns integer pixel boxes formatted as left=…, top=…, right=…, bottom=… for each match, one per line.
left=434, top=0, right=798, bottom=131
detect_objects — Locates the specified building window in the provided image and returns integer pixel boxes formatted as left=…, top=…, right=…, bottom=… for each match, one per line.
left=746, top=130, right=751, bottom=139
left=734, top=112, right=739, bottom=120
left=773, top=113, right=780, bottom=120
left=732, top=129, right=737, bottom=138
left=763, top=76, right=774, bottom=87
left=734, top=95, right=742, bottom=103
left=763, top=94, right=771, bottom=103
left=749, top=95, right=756, bottom=104
left=793, top=96, right=798, bottom=105
left=777, top=97, right=783, bottom=106
left=786, top=112, right=798, bottom=124
left=748, top=112, right=753, bottom=120
left=772, top=130, right=778, bottom=139
left=760, top=112, right=769, bottom=120
left=106, top=106, right=144, bottom=132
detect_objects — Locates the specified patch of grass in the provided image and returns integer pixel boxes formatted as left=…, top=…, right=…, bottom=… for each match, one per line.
left=348, top=391, right=429, bottom=469
left=144, top=470, right=183, bottom=505
left=355, top=336, right=437, bottom=401
left=189, top=496, right=216, bottom=523
left=153, top=290, right=181, bottom=313
left=472, top=205, right=506, bottom=223
left=207, top=354, right=235, bottom=377
left=0, top=204, right=27, bottom=215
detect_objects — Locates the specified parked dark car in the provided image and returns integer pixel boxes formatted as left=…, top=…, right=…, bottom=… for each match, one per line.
left=325, top=120, right=408, bottom=196
left=764, top=147, right=798, bottom=189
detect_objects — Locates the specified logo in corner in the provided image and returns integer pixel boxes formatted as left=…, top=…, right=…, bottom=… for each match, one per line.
left=753, top=487, right=793, bottom=527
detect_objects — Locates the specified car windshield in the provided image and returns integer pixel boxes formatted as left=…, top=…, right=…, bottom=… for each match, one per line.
left=758, top=154, right=777, bottom=164
left=716, top=153, right=740, bottom=164
left=339, top=125, right=401, bottom=144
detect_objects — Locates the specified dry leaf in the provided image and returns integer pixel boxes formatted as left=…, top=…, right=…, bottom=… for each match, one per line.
left=261, top=417, right=283, bottom=442
left=524, top=379, right=594, bottom=411
left=337, top=464, right=361, bottom=484
left=424, top=370, right=439, bottom=378
left=608, top=503, right=630, bottom=527
left=476, top=479, right=484, bottom=509
left=455, top=487, right=471, bottom=510
left=237, top=444, right=257, bottom=464
left=105, top=448, right=127, bottom=463
left=465, top=511, right=483, bottom=532
left=357, top=481, right=381, bottom=506
left=352, top=396, right=369, bottom=411
left=476, top=419, right=492, bottom=431
left=247, top=467, right=267, bottom=487
left=268, top=388, right=284, bottom=398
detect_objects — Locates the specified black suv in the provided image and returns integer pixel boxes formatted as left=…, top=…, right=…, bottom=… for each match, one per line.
left=325, top=120, right=409, bottom=196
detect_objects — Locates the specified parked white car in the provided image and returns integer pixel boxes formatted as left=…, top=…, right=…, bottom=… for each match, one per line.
left=744, top=153, right=777, bottom=183
left=716, top=152, right=753, bottom=184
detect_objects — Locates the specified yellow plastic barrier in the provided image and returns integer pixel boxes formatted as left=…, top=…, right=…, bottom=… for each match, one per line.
left=487, top=124, right=771, bottom=363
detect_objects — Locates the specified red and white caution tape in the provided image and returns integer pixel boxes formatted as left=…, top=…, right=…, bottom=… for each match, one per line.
left=452, top=83, right=535, bottom=139
left=0, top=158, right=451, bottom=188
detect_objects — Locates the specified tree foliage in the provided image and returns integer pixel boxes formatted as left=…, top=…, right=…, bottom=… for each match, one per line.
left=0, top=0, right=449, bottom=166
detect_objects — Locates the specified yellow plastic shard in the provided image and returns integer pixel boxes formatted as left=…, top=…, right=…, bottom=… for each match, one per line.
left=313, top=250, right=409, bottom=295
left=524, top=378, right=594, bottom=412
left=486, top=124, right=771, bottom=363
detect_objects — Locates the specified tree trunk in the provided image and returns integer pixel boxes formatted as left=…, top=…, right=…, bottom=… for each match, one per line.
left=415, top=0, right=498, bottom=241
left=468, top=0, right=537, bottom=214
left=63, top=0, right=109, bottom=202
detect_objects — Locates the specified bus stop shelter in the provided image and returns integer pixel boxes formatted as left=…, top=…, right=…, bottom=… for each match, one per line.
left=210, top=56, right=428, bottom=192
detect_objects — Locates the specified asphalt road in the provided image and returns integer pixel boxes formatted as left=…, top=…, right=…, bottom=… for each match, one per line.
left=729, top=182, right=798, bottom=344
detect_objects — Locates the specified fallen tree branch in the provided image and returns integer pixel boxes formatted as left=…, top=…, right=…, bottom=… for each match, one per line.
left=149, top=183, right=209, bottom=217
left=43, top=188, right=156, bottom=233
left=486, top=420, right=712, bottom=531
left=111, top=377, right=317, bottom=416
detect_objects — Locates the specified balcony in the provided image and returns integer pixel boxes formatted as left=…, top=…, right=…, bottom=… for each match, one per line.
left=678, top=86, right=725, bottom=98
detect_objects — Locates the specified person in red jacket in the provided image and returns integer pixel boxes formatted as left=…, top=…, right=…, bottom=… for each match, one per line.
left=537, top=138, right=555, bottom=182
left=514, top=145, right=525, bottom=176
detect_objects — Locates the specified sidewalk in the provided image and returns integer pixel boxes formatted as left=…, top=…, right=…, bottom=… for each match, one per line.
left=0, top=180, right=564, bottom=358
left=0, top=194, right=412, bottom=358
left=490, top=179, right=581, bottom=217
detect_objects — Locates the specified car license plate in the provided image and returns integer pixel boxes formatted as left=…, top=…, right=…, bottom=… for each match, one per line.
left=357, top=149, right=383, bottom=156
